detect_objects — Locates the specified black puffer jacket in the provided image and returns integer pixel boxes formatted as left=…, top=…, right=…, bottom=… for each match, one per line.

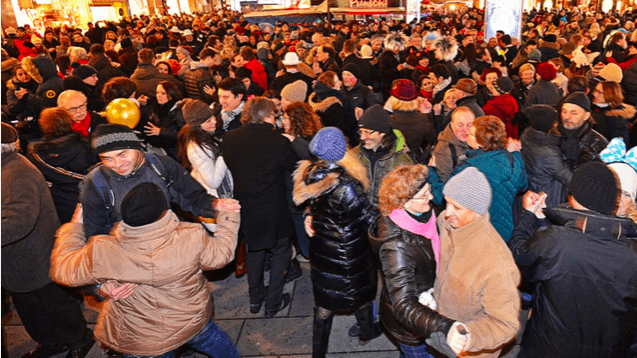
left=622, top=62, right=637, bottom=106
left=369, top=216, right=455, bottom=345
left=22, top=56, right=64, bottom=113
left=147, top=99, right=185, bottom=162
left=509, top=207, right=637, bottom=358
left=27, top=132, right=98, bottom=223
left=292, top=160, right=377, bottom=312
left=520, top=128, right=572, bottom=208
left=591, top=103, right=635, bottom=143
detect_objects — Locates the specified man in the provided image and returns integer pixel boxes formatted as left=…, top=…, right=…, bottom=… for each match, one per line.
left=341, top=63, right=379, bottom=121
left=429, top=64, right=453, bottom=105
left=452, top=78, right=484, bottom=118
left=21, top=56, right=63, bottom=115
left=313, top=45, right=340, bottom=75
left=80, top=123, right=236, bottom=239
left=51, top=183, right=241, bottom=358
left=341, top=39, right=373, bottom=87
left=270, top=52, right=314, bottom=94
left=558, top=92, right=608, bottom=168
left=510, top=39, right=538, bottom=69
left=58, top=90, right=107, bottom=140
left=131, top=48, right=182, bottom=99
left=212, top=77, right=246, bottom=138
left=42, top=30, right=59, bottom=59
left=431, top=106, right=475, bottom=182
left=183, top=48, right=217, bottom=103
left=509, top=162, right=637, bottom=357
left=62, top=65, right=104, bottom=112
left=352, top=104, right=413, bottom=209
left=181, top=29, right=203, bottom=59
left=88, top=44, right=126, bottom=84
left=220, top=97, right=300, bottom=318
left=429, top=166, right=521, bottom=357
left=1, top=123, right=95, bottom=358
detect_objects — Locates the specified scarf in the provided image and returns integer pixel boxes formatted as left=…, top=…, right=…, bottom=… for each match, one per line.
left=221, top=101, right=245, bottom=131
left=559, top=122, right=583, bottom=167
left=433, top=77, right=452, bottom=96
left=72, top=112, right=92, bottom=138
left=154, top=99, right=178, bottom=119
left=388, top=208, right=440, bottom=272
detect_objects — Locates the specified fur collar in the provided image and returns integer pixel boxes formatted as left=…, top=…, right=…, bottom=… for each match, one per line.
left=308, top=92, right=342, bottom=113
left=539, top=40, right=560, bottom=50
left=293, top=160, right=340, bottom=205
left=605, top=104, right=637, bottom=120
left=29, top=132, right=86, bottom=153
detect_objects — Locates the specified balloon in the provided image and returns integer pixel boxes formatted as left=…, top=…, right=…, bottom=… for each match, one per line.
left=105, top=98, right=140, bottom=129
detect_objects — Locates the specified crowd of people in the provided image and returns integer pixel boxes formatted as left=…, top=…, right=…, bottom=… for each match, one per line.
left=2, top=3, right=637, bottom=358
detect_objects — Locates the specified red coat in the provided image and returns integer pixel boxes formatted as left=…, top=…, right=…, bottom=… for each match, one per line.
left=245, top=58, right=268, bottom=92
left=483, top=93, right=519, bottom=139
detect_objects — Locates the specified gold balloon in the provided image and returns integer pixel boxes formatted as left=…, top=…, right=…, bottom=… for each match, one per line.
left=105, top=98, right=141, bottom=129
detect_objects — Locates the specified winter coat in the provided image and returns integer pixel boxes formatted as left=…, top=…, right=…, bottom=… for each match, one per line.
left=292, top=160, right=377, bottom=311
left=22, top=56, right=64, bottom=114
left=379, top=50, right=403, bottom=98
left=342, top=54, right=373, bottom=87
left=435, top=212, right=521, bottom=357
left=117, top=48, right=138, bottom=76
left=430, top=123, right=470, bottom=182
left=474, top=86, right=493, bottom=108
left=183, top=62, right=215, bottom=103
left=27, top=133, right=98, bottom=223
left=2, top=58, right=21, bottom=106
left=6, top=78, right=39, bottom=120
left=130, top=64, right=183, bottom=99
left=50, top=209, right=240, bottom=356
left=88, top=54, right=126, bottom=84
left=270, top=71, right=314, bottom=96
left=510, top=77, right=534, bottom=109
left=220, top=122, right=299, bottom=251
left=483, top=93, right=520, bottom=138
left=622, top=62, right=637, bottom=106
left=525, top=79, right=562, bottom=108
left=369, top=215, right=456, bottom=345
left=2, top=151, right=61, bottom=293
left=559, top=121, right=609, bottom=167
left=308, top=90, right=358, bottom=146
left=187, top=140, right=234, bottom=199
left=520, top=128, right=572, bottom=208
left=509, top=207, right=637, bottom=358
left=244, top=58, right=268, bottom=91
left=591, top=103, right=634, bottom=143
left=62, top=75, right=104, bottom=112
left=147, top=100, right=185, bottom=161
left=342, top=80, right=379, bottom=113
left=390, top=110, right=437, bottom=159
left=455, top=95, right=485, bottom=118
left=430, top=149, right=528, bottom=242
left=539, top=40, right=560, bottom=63
left=319, top=57, right=340, bottom=74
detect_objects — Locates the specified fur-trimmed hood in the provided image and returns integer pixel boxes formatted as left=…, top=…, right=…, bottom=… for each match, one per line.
left=29, top=132, right=88, bottom=154
left=293, top=158, right=369, bottom=206
left=22, top=56, right=58, bottom=83
left=539, top=40, right=561, bottom=50
left=308, top=92, right=342, bottom=113
left=605, top=104, right=637, bottom=120
left=433, top=36, right=458, bottom=62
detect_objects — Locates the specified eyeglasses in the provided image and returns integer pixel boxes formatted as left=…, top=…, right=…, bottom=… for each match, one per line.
left=64, top=102, right=87, bottom=113
left=358, top=129, right=376, bottom=136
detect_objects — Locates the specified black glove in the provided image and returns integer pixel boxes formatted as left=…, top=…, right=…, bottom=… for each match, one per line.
left=425, top=331, right=457, bottom=358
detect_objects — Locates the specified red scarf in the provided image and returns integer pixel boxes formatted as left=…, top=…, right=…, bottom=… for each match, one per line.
left=72, top=112, right=91, bottom=138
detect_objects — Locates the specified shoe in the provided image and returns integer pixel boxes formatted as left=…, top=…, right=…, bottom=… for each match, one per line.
left=250, top=286, right=268, bottom=314
left=284, top=258, right=303, bottom=283
left=348, top=322, right=361, bottom=338
left=264, top=293, right=291, bottom=318
left=66, top=339, right=95, bottom=358
left=21, top=345, right=67, bottom=358
left=105, top=349, right=123, bottom=358
left=235, top=241, right=247, bottom=278
left=358, top=322, right=383, bottom=346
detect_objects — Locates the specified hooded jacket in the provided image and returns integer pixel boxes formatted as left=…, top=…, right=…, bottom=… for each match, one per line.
left=50, top=210, right=240, bottom=356
left=539, top=39, right=560, bottom=63
left=510, top=206, right=637, bottom=358
left=591, top=103, right=635, bottom=143
left=130, top=64, right=183, bottom=99
left=22, top=56, right=64, bottom=112
left=309, top=83, right=358, bottom=145
left=622, top=61, right=637, bottom=106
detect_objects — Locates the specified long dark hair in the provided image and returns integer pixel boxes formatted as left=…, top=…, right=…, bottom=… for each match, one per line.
left=177, top=121, right=220, bottom=171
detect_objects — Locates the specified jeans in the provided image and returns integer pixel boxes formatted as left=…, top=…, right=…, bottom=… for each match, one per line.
left=398, top=342, right=434, bottom=358
left=122, top=318, right=239, bottom=358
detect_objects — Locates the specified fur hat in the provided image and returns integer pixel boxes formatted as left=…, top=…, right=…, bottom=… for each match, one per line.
left=121, top=183, right=168, bottom=227
left=182, top=98, right=215, bottom=127
left=443, top=167, right=492, bottom=215
left=1, top=122, right=18, bottom=143
left=454, top=78, right=477, bottom=95
left=281, top=80, right=307, bottom=103
left=309, top=127, right=347, bottom=162
left=536, top=62, right=557, bottom=81
left=384, top=33, right=406, bottom=52
left=599, top=63, right=623, bottom=83
left=559, top=42, right=576, bottom=55
left=570, top=162, right=619, bottom=215
left=92, top=124, right=142, bottom=154
left=433, top=36, right=459, bottom=62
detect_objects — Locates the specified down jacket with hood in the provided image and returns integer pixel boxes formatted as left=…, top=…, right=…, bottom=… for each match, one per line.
left=591, top=103, right=635, bottom=143
left=50, top=209, right=240, bottom=356
left=622, top=61, right=637, bottom=106
left=293, top=159, right=377, bottom=312
left=309, top=82, right=358, bottom=145
left=21, top=56, right=64, bottom=113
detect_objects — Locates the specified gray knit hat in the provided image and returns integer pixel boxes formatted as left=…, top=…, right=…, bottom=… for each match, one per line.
left=443, top=167, right=492, bottom=215
left=309, top=127, right=347, bottom=162
left=92, top=124, right=142, bottom=154
left=181, top=98, right=215, bottom=127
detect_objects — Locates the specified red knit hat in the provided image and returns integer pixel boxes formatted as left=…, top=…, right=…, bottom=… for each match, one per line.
left=390, top=79, right=420, bottom=101
left=536, top=62, right=557, bottom=81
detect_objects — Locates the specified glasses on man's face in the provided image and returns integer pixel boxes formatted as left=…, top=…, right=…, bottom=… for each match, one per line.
left=64, top=102, right=87, bottom=113
left=358, top=129, right=375, bottom=137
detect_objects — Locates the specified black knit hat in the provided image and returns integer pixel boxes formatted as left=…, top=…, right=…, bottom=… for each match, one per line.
left=120, top=37, right=133, bottom=49
left=494, top=76, right=514, bottom=94
left=563, top=91, right=591, bottom=112
left=342, top=63, right=360, bottom=79
left=72, top=64, right=98, bottom=80
left=92, top=124, right=142, bottom=154
left=1, top=123, right=18, bottom=143
left=570, top=162, right=619, bottom=215
left=181, top=98, right=215, bottom=127
left=121, top=182, right=168, bottom=227
left=359, top=104, right=391, bottom=134
left=524, top=104, right=558, bottom=133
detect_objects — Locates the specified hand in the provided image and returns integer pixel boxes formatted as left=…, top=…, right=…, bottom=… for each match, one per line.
left=419, top=97, right=432, bottom=114
left=276, top=69, right=285, bottom=77
left=630, top=47, right=637, bottom=56
left=99, top=281, right=138, bottom=300
left=447, top=322, right=470, bottom=355
left=282, top=133, right=295, bottom=141
left=507, top=138, right=521, bottom=152
left=71, top=204, right=83, bottom=224
left=138, top=95, right=148, bottom=106
left=213, top=198, right=241, bottom=212
left=355, top=107, right=364, bottom=120
left=144, top=122, right=161, bottom=136
left=433, top=103, right=442, bottom=116
left=15, top=88, right=27, bottom=100
left=312, top=61, right=321, bottom=74
left=203, top=85, right=216, bottom=96
left=304, top=215, right=315, bottom=237
left=110, top=61, right=122, bottom=68
left=522, top=191, right=547, bottom=218
left=428, top=154, right=436, bottom=168
left=397, top=63, right=404, bottom=71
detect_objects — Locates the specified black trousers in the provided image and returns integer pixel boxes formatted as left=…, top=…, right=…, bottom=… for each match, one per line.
left=10, top=282, right=92, bottom=350
left=312, top=302, right=377, bottom=358
left=246, top=235, right=291, bottom=312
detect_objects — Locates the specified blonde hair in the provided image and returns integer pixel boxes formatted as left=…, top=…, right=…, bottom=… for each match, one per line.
left=388, top=96, right=420, bottom=112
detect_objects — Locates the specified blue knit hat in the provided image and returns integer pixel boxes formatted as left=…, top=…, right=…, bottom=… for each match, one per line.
left=309, top=127, right=347, bottom=162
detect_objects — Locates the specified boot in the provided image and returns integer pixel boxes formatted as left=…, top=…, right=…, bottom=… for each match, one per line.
left=356, top=302, right=383, bottom=345
left=312, top=306, right=334, bottom=358
left=235, top=241, right=247, bottom=278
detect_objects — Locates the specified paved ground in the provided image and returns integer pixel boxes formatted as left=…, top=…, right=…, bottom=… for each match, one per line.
left=3, top=259, right=526, bottom=358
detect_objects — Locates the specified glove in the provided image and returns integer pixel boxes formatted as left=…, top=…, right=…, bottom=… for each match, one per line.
left=425, top=331, right=457, bottom=358
left=447, top=322, right=470, bottom=355
left=418, top=288, right=437, bottom=310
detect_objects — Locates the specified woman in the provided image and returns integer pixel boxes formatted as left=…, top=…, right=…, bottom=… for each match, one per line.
left=432, top=88, right=460, bottom=134
left=293, top=127, right=382, bottom=358
left=27, top=107, right=98, bottom=223
left=6, top=65, right=39, bottom=121
left=175, top=46, right=192, bottom=79
left=156, top=61, right=173, bottom=75
left=483, top=77, right=520, bottom=139
left=308, top=71, right=357, bottom=145
left=178, top=98, right=233, bottom=199
left=144, top=81, right=185, bottom=161
left=475, top=67, right=501, bottom=107
left=370, top=164, right=459, bottom=358
left=601, top=138, right=637, bottom=223
left=430, top=116, right=528, bottom=242
left=591, top=80, right=634, bottom=143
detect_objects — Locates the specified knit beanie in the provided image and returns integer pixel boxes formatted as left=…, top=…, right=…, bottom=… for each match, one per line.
left=359, top=104, right=391, bottom=134
left=443, top=167, right=492, bottom=215
left=234, top=66, right=252, bottom=80
left=1, top=122, right=18, bottom=143
left=598, top=63, right=623, bottom=83
left=570, top=162, right=619, bottom=215
left=120, top=37, right=133, bottom=49
left=536, top=62, right=557, bottom=81
left=342, top=63, right=360, bottom=79
left=527, top=49, right=542, bottom=62
left=608, top=162, right=637, bottom=201
left=281, top=80, right=308, bottom=103
left=494, top=76, right=514, bottom=94
left=309, top=127, right=347, bottom=162
left=92, top=124, right=142, bottom=154
left=360, top=44, right=373, bottom=59
left=72, top=65, right=98, bottom=80
left=121, top=182, right=168, bottom=227
left=176, top=46, right=189, bottom=57
left=524, top=104, right=558, bottom=133
left=563, top=91, right=591, bottom=112
left=181, top=98, right=215, bottom=127
left=390, top=79, right=420, bottom=101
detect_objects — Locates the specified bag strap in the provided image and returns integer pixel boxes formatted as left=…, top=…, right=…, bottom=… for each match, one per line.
left=448, top=142, right=457, bottom=169
left=31, top=152, right=86, bottom=180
